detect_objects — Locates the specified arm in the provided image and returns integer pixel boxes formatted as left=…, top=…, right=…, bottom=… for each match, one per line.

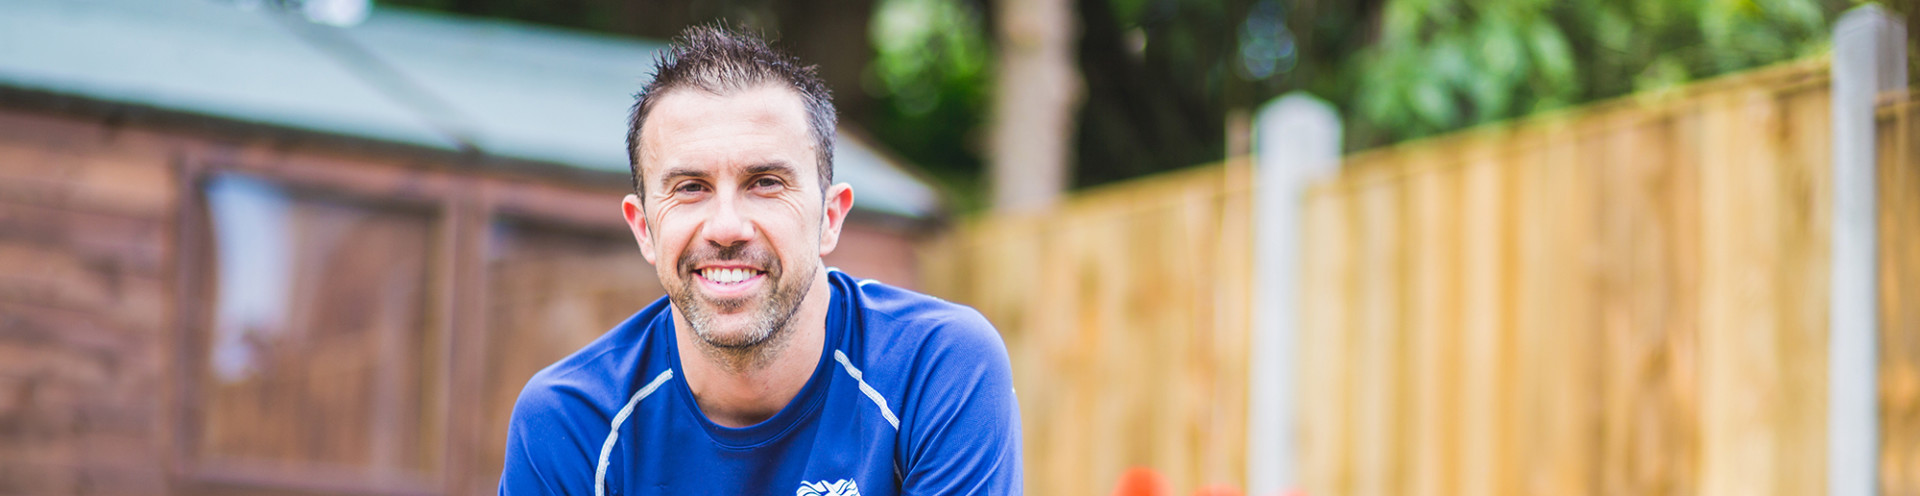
left=899, top=311, right=1024, bottom=495
left=498, top=381, right=602, bottom=496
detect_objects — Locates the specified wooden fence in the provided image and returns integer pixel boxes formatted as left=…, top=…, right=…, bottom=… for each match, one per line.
left=921, top=163, right=1257, bottom=495
left=1881, top=96, right=1920, bottom=496
left=1298, top=59, right=1838, bottom=496
left=921, top=57, right=1920, bottom=495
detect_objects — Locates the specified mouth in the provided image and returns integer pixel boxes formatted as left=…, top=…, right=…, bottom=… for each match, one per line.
left=694, top=266, right=766, bottom=290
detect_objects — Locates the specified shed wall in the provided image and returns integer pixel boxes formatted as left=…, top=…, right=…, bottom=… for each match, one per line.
left=0, top=107, right=928, bottom=496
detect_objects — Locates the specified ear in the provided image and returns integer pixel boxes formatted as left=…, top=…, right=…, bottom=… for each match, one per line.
left=622, top=194, right=659, bottom=266
left=817, top=183, right=854, bottom=256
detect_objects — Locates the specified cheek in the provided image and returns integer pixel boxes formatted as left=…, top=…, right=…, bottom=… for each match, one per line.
left=647, top=207, right=698, bottom=259
left=653, top=202, right=701, bottom=232
left=751, top=200, right=820, bottom=255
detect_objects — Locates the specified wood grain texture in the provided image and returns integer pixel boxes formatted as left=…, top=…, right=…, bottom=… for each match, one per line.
left=1293, top=60, right=1835, bottom=496
left=1879, top=97, right=1920, bottom=496
left=920, top=165, right=1254, bottom=496
left=0, top=120, right=175, bottom=496
left=0, top=104, right=931, bottom=496
left=1404, top=147, right=1462, bottom=496
left=473, top=222, right=663, bottom=492
left=1298, top=182, right=1355, bottom=496
left=917, top=58, right=1874, bottom=496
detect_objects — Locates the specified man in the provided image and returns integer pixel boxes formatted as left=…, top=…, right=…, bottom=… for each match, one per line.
left=497, top=25, right=1022, bottom=495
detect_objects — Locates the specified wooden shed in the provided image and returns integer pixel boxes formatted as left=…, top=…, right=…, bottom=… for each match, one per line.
left=0, top=1, right=945, bottom=494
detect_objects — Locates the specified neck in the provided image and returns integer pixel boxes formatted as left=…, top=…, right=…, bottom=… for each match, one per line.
left=673, top=266, right=832, bottom=428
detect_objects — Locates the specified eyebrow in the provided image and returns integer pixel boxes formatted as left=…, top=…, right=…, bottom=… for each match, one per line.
left=657, top=167, right=710, bottom=190
left=656, top=161, right=801, bottom=190
left=744, top=161, right=799, bottom=179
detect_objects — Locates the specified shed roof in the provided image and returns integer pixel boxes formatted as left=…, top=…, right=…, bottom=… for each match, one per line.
left=0, top=0, right=942, bottom=220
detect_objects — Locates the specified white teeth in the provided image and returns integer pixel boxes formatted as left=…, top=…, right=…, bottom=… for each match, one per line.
left=702, top=268, right=756, bottom=284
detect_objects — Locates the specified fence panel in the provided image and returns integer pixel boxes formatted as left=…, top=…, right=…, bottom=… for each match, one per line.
left=1298, top=60, right=1834, bottom=496
left=918, top=58, right=1920, bottom=496
left=921, top=164, right=1255, bottom=496
left=1881, top=96, right=1920, bottom=496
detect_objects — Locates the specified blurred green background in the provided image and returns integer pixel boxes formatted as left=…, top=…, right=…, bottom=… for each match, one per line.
left=381, top=0, right=1901, bottom=211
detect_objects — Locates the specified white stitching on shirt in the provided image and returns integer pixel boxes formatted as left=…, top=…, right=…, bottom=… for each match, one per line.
left=597, top=369, right=674, bottom=496
left=832, top=350, right=900, bottom=430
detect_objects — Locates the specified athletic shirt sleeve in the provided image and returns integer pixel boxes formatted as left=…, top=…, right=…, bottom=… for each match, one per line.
left=897, top=307, right=1025, bottom=495
left=498, top=373, right=605, bottom=496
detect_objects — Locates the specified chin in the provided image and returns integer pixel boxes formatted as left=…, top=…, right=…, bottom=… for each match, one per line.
left=696, top=318, right=770, bottom=348
left=665, top=263, right=815, bottom=355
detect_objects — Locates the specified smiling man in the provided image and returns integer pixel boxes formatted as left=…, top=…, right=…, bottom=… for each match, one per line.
left=497, top=26, right=1022, bottom=495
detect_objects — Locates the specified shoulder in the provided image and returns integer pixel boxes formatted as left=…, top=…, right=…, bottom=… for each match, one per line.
left=507, top=299, right=668, bottom=447
left=833, top=274, right=1023, bottom=489
left=836, top=272, right=1011, bottom=408
left=500, top=300, right=671, bottom=495
left=503, top=299, right=675, bottom=492
left=841, top=272, right=1007, bottom=363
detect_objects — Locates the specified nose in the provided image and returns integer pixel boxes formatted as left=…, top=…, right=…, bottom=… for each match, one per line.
left=700, top=191, right=756, bottom=249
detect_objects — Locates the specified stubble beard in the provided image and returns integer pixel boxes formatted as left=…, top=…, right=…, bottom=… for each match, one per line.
left=667, top=242, right=817, bottom=372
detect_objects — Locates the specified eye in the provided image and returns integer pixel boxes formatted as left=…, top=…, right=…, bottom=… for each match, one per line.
left=674, top=182, right=709, bottom=194
left=749, top=176, right=785, bottom=190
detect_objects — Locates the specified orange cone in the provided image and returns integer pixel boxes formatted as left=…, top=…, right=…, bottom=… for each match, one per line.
left=1111, top=467, right=1172, bottom=496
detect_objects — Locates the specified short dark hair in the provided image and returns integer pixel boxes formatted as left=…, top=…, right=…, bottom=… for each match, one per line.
left=626, top=25, right=836, bottom=197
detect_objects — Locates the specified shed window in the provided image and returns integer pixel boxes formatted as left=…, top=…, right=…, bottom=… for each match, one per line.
left=195, top=174, right=443, bottom=480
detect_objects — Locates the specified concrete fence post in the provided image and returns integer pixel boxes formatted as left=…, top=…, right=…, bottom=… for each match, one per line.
left=1249, top=93, right=1340, bottom=496
left=1831, top=6, right=1906, bottom=496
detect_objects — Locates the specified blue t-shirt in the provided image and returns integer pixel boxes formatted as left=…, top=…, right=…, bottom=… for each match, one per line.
left=498, top=270, right=1022, bottom=495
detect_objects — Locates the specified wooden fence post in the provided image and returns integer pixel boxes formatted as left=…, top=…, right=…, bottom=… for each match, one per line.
left=1249, top=93, right=1340, bottom=496
left=1831, top=6, right=1906, bottom=496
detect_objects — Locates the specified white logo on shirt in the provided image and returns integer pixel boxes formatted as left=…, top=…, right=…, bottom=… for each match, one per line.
left=795, top=479, right=859, bottom=496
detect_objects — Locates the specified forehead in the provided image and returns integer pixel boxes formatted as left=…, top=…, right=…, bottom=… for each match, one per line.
left=638, top=85, right=816, bottom=180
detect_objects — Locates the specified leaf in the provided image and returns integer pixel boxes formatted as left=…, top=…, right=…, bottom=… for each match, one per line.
left=1592, top=8, right=1632, bottom=54
left=1633, top=55, right=1689, bottom=92
left=1430, top=34, right=1475, bottom=88
left=1475, top=19, right=1527, bottom=84
left=1527, top=20, right=1576, bottom=90
left=1380, top=1, right=1428, bottom=46
left=1410, top=76, right=1459, bottom=128
left=1469, top=74, right=1511, bottom=121
left=1768, top=0, right=1825, bottom=30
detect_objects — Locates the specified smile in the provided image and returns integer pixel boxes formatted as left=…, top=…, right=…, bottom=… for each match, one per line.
left=697, top=267, right=765, bottom=285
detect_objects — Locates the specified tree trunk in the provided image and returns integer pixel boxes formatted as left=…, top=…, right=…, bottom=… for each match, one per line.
left=989, top=0, right=1081, bottom=212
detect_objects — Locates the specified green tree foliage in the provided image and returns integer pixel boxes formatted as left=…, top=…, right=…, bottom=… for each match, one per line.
left=865, top=0, right=994, bottom=210
left=379, top=0, right=1872, bottom=203
left=869, top=0, right=1263, bottom=194
left=1342, top=0, right=1850, bottom=146
left=868, top=0, right=1857, bottom=199
left=1071, top=0, right=1239, bottom=188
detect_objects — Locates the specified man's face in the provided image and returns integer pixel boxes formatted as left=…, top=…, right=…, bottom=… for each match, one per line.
left=623, top=85, right=852, bottom=351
